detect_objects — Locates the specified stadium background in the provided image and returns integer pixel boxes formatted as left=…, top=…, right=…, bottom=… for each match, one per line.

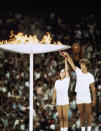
left=0, top=1, right=101, bottom=131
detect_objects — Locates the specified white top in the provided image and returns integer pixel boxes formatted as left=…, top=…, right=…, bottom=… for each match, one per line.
left=75, top=67, right=94, bottom=93
left=54, top=77, right=70, bottom=105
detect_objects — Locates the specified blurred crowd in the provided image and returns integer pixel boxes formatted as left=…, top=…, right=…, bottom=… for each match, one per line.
left=0, top=12, right=101, bottom=131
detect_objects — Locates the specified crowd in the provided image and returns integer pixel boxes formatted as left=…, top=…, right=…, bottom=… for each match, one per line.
left=0, top=11, right=101, bottom=131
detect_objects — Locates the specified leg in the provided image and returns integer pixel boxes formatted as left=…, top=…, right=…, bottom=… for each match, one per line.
left=57, top=105, right=64, bottom=128
left=85, top=103, right=92, bottom=126
left=77, top=104, right=85, bottom=127
left=62, top=104, right=69, bottom=127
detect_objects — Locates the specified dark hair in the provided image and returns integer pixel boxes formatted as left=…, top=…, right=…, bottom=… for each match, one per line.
left=79, top=59, right=91, bottom=70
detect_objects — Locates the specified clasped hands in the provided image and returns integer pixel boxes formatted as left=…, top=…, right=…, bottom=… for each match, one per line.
left=59, top=50, right=68, bottom=58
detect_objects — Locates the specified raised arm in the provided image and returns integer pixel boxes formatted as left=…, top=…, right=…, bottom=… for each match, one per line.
left=60, top=51, right=76, bottom=71
left=65, top=57, right=69, bottom=77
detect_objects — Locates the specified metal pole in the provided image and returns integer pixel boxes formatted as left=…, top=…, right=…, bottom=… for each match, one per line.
left=29, top=53, right=33, bottom=131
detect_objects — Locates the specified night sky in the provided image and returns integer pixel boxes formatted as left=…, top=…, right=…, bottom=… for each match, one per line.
left=0, top=1, right=100, bottom=21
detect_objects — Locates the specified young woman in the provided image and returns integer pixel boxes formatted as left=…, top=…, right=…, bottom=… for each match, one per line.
left=60, top=52, right=96, bottom=131
left=52, top=57, right=70, bottom=131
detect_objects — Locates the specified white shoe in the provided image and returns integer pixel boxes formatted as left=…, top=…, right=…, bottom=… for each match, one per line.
left=64, top=127, right=68, bottom=131
left=60, top=127, right=64, bottom=131
left=87, top=126, right=91, bottom=131
left=81, top=127, right=86, bottom=131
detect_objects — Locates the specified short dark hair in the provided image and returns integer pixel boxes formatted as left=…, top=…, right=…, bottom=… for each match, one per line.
left=79, top=59, right=91, bottom=70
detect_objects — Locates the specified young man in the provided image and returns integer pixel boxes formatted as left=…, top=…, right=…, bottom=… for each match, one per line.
left=60, top=51, right=96, bottom=131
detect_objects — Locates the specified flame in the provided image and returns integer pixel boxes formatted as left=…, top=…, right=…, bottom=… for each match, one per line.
left=40, top=32, right=52, bottom=44
left=0, top=31, right=63, bottom=45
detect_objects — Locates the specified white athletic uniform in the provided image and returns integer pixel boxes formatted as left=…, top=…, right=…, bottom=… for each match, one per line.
left=54, top=77, right=70, bottom=105
left=75, top=67, right=94, bottom=104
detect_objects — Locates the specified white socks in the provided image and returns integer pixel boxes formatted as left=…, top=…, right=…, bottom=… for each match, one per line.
left=87, top=126, right=91, bottom=131
left=81, top=126, right=91, bottom=131
left=81, top=127, right=86, bottom=131
left=64, top=127, right=68, bottom=131
left=60, top=127, right=68, bottom=131
left=60, top=128, right=64, bottom=131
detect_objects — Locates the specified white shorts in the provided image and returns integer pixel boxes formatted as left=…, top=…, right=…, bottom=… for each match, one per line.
left=76, top=93, right=91, bottom=104
left=56, top=97, right=69, bottom=105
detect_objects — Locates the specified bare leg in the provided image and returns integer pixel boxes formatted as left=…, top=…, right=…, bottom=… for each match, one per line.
left=85, top=103, right=92, bottom=126
left=62, top=104, right=69, bottom=127
left=77, top=104, right=85, bottom=126
left=57, top=105, right=64, bottom=128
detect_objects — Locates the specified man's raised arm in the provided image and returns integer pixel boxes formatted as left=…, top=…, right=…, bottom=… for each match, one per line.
left=59, top=51, right=76, bottom=71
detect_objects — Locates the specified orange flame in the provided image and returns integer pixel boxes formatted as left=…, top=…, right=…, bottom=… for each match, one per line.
left=0, top=31, right=63, bottom=45
left=40, top=32, right=52, bottom=44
